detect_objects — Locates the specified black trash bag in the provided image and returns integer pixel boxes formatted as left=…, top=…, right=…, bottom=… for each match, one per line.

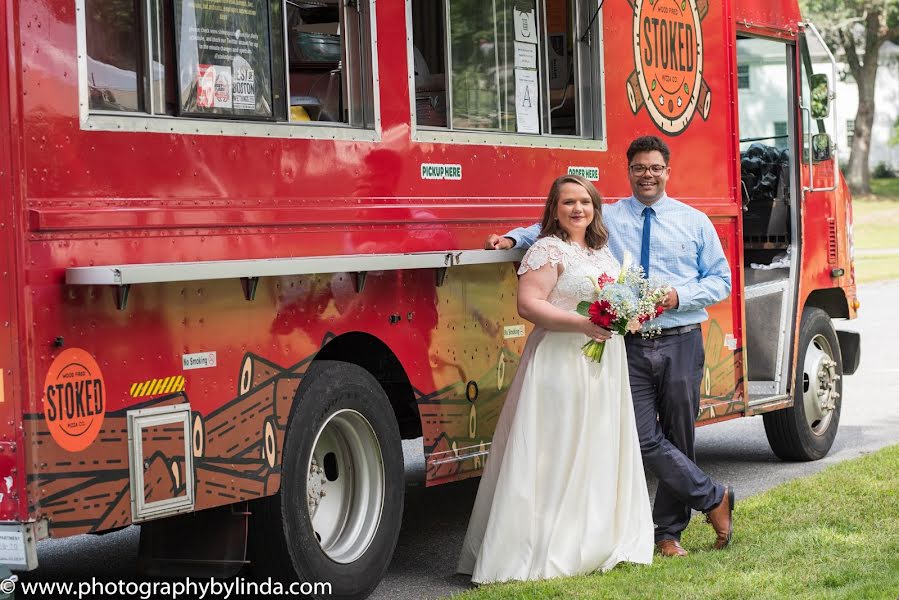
left=758, top=171, right=778, bottom=191
left=746, top=142, right=768, bottom=159
left=742, top=155, right=763, bottom=177
left=777, top=149, right=791, bottom=202
left=741, top=170, right=759, bottom=192
left=742, top=143, right=788, bottom=204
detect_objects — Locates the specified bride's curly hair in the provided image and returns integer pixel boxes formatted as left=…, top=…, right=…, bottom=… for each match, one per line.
left=538, top=174, right=609, bottom=250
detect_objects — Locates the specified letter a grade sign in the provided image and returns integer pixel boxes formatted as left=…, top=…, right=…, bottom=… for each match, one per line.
left=627, top=0, right=712, bottom=135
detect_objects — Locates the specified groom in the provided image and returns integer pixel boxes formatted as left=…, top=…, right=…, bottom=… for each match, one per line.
left=485, top=136, right=734, bottom=557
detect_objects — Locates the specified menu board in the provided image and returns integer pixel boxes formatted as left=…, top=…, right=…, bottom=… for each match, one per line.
left=175, top=0, right=273, bottom=118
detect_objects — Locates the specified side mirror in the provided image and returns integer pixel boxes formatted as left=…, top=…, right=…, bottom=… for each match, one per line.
left=810, top=73, right=830, bottom=119
left=812, top=133, right=832, bottom=162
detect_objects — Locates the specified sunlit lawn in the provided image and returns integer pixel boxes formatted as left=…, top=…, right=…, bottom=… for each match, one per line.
left=851, top=179, right=899, bottom=282
left=854, top=252, right=899, bottom=283
left=852, top=197, right=899, bottom=251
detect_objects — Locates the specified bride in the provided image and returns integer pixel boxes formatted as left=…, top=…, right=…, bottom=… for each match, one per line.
left=457, top=175, right=654, bottom=583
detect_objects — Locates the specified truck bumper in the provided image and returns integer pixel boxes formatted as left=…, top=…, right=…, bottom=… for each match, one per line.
left=0, top=521, right=46, bottom=571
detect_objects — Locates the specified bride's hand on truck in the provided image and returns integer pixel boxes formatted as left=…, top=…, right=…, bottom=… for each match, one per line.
left=484, top=234, right=515, bottom=250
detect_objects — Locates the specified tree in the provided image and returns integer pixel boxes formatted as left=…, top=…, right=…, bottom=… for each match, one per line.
left=800, top=0, right=899, bottom=195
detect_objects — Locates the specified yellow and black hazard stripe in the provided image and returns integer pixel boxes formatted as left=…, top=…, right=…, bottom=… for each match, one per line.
left=130, top=375, right=185, bottom=398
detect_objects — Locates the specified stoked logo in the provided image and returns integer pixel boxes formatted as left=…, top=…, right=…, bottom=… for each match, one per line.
left=626, top=0, right=711, bottom=135
left=43, top=348, right=106, bottom=452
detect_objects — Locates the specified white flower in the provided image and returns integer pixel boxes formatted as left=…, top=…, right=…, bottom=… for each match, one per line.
left=618, top=252, right=633, bottom=283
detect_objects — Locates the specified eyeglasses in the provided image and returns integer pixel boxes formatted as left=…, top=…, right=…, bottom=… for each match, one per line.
left=628, top=164, right=667, bottom=176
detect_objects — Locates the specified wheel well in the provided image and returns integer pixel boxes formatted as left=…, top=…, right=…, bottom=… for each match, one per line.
left=804, top=288, right=849, bottom=319
left=314, top=333, right=421, bottom=439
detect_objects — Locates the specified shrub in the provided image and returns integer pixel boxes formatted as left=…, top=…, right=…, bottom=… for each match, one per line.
left=872, top=162, right=897, bottom=179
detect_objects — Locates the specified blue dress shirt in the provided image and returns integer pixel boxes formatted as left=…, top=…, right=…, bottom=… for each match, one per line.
left=505, top=195, right=732, bottom=329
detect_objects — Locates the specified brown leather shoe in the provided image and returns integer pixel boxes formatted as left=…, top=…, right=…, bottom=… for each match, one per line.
left=705, top=486, right=735, bottom=549
left=655, top=539, right=688, bottom=557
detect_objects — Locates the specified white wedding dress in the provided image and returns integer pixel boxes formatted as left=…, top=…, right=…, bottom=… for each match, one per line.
left=457, top=235, right=654, bottom=584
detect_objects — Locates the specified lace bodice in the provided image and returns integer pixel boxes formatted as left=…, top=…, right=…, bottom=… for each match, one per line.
left=518, top=236, right=620, bottom=311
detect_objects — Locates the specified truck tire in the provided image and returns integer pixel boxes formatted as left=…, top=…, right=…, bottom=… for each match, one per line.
left=763, top=307, right=842, bottom=461
left=250, top=360, right=403, bottom=599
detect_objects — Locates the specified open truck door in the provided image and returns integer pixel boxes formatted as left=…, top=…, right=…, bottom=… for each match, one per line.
left=757, top=21, right=853, bottom=461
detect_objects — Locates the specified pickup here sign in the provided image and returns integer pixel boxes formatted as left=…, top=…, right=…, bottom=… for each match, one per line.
left=421, top=163, right=462, bottom=180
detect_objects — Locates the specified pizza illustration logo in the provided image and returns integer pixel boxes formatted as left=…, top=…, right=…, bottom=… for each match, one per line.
left=626, top=0, right=711, bottom=135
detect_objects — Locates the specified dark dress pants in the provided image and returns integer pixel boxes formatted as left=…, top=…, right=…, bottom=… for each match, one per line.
left=624, top=328, right=724, bottom=542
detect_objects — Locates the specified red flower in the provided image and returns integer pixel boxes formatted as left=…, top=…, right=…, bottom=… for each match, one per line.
left=638, top=314, right=650, bottom=324
left=589, top=300, right=616, bottom=329
left=655, top=305, right=665, bottom=317
left=597, top=274, right=615, bottom=289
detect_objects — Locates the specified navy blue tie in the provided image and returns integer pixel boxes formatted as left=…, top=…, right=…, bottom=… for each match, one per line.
left=640, top=206, right=654, bottom=278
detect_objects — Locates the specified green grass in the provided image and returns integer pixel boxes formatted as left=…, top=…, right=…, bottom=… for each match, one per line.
left=869, top=177, right=899, bottom=200
left=455, top=445, right=899, bottom=600
left=852, top=199, right=899, bottom=251
left=854, top=253, right=899, bottom=284
left=851, top=183, right=899, bottom=282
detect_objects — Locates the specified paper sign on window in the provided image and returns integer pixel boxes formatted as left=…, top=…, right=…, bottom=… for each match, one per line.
left=174, top=0, right=273, bottom=119
left=514, top=7, right=537, bottom=43
left=515, top=68, right=540, bottom=134
left=514, top=42, right=538, bottom=69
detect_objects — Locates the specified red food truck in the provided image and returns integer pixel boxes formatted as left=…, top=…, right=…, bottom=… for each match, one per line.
left=0, top=0, right=860, bottom=597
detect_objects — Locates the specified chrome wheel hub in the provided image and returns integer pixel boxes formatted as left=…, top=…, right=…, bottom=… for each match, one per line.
left=306, top=409, right=385, bottom=564
left=802, top=334, right=840, bottom=435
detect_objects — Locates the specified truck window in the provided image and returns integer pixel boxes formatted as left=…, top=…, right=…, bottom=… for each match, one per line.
left=410, top=0, right=604, bottom=141
left=84, top=0, right=375, bottom=128
left=736, top=38, right=792, bottom=154
left=799, top=32, right=834, bottom=157
left=736, top=37, right=795, bottom=250
left=285, top=0, right=374, bottom=127
left=85, top=0, right=144, bottom=112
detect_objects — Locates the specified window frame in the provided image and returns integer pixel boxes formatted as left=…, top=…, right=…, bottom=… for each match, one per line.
left=773, top=120, right=788, bottom=150
left=737, top=64, right=750, bottom=89
left=75, top=0, right=382, bottom=142
left=406, top=0, right=607, bottom=151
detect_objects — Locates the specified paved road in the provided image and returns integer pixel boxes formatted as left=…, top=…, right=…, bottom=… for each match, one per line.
left=22, top=282, right=899, bottom=599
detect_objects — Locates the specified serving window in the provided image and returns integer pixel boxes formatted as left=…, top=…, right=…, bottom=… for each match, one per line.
left=410, top=0, right=604, bottom=141
left=83, top=0, right=375, bottom=128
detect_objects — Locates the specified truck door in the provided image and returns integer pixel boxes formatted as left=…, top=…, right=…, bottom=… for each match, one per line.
left=799, top=23, right=839, bottom=195
left=762, top=22, right=851, bottom=462
left=736, top=34, right=801, bottom=407
left=797, top=20, right=850, bottom=303
left=0, top=2, right=25, bottom=526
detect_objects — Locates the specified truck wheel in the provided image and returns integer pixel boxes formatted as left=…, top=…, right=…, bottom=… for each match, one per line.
left=250, top=360, right=403, bottom=599
left=763, top=307, right=842, bottom=461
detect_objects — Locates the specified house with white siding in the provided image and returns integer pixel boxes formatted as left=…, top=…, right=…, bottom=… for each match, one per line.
left=737, top=39, right=898, bottom=171
left=834, top=41, right=899, bottom=172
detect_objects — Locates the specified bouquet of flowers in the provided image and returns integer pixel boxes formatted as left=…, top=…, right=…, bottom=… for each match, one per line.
left=576, top=254, right=672, bottom=364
